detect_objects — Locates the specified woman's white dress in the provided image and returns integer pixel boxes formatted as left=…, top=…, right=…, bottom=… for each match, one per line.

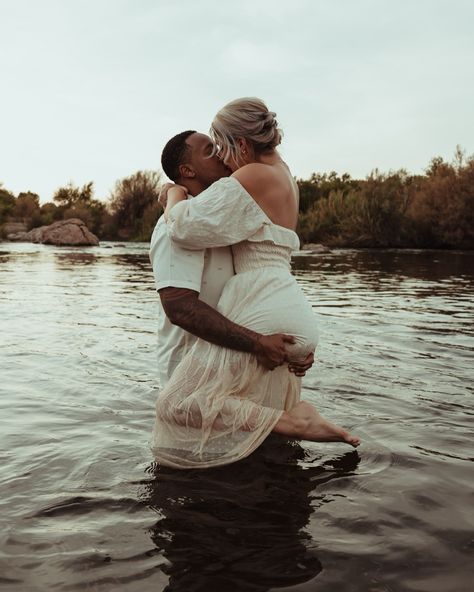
left=152, top=177, right=319, bottom=468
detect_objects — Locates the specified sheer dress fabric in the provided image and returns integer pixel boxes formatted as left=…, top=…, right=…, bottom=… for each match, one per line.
left=152, top=177, right=319, bottom=468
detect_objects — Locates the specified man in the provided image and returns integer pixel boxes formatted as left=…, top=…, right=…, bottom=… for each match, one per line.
left=150, top=130, right=313, bottom=388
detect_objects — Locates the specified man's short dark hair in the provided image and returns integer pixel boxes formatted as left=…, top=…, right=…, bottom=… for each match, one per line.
left=161, top=130, right=196, bottom=181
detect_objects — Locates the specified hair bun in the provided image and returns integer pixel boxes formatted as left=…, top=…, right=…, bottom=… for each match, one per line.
left=211, top=97, right=283, bottom=165
left=263, top=111, right=278, bottom=127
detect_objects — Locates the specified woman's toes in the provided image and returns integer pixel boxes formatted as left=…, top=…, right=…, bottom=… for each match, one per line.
left=346, top=434, right=361, bottom=447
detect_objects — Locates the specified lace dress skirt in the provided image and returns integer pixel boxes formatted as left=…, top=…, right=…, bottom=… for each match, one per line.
left=152, top=238, right=318, bottom=469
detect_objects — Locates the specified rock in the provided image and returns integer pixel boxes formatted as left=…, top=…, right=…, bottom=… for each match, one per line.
left=7, top=219, right=99, bottom=246
left=301, top=243, right=331, bottom=253
left=27, top=226, right=48, bottom=243
left=41, top=219, right=99, bottom=246
left=6, top=231, right=29, bottom=241
left=2, top=222, right=28, bottom=235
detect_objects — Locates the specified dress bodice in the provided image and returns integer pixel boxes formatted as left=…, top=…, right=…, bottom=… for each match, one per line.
left=166, top=176, right=301, bottom=269
left=232, top=224, right=300, bottom=274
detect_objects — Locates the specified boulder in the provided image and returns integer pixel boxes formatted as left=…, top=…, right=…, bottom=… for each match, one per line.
left=7, top=218, right=99, bottom=246
left=301, top=243, right=331, bottom=254
left=2, top=222, right=28, bottom=235
left=6, top=231, right=29, bottom=241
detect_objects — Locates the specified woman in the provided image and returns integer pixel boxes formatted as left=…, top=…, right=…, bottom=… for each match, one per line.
left=152, top=98, right=360, bottom=468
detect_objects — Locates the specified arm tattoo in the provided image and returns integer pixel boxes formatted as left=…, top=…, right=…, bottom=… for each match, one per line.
left=159, top=287, right=261, bottom=353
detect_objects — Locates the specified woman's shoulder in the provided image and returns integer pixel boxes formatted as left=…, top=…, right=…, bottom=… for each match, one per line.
left=231, top=163, right=298, bottom=228
left=231, top=164, right=281, bottom=203
left=232, top=163, right=278, bottom=186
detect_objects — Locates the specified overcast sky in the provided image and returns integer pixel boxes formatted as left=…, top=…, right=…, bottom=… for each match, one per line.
left=1, top=0, right=473, bottom=203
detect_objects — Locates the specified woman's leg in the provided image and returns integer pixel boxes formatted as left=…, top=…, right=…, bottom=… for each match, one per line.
left=273, top=401, right=360, bottom=447
left=157, top=363, right=360, bottom=446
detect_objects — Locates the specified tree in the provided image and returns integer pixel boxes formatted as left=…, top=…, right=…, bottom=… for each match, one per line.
left=12, top=192, right=41, bottom=222
left=107, top=170, right=162, bottom=240
left=425, top=156, right=451, bottom=178
left=53, top=181, right=94, bottom=208
left=0, top=184, right=16, bottom=224
left=297, top=172, right=359, bottom=214
left=408, top=148, right=474, bottom=247
left=51, top=181, right=104, bottom=235
left=39, top=202, right=59, bottom=226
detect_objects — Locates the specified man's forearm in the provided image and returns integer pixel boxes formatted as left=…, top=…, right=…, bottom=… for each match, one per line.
left=161, top=289, right=261, bottom=353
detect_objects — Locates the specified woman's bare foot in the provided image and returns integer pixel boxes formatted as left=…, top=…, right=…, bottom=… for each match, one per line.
left=274, top=401, right=360, bottom=447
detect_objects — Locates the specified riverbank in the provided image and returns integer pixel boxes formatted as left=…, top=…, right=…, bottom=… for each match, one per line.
left=2, top=150, right=473, bottom=250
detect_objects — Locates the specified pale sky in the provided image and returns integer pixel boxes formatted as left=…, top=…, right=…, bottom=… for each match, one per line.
left=1, top=0, right=473, bottom=203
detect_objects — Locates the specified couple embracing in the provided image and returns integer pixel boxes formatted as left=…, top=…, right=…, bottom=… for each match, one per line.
left=150, top=97, right=360, bottom=469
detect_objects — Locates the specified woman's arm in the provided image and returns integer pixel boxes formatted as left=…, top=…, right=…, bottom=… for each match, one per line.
left=164, top=177, right=269, bottom=250
left=163, top=186, right=188, bottom=221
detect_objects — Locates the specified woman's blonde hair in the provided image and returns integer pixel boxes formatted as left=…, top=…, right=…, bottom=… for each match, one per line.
left=210, top=97, right=282, bottom=167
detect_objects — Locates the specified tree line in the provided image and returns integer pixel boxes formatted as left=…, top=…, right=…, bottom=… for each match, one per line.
left=1, top=147, right=473, bottom=248
left=297, top=146, right=473, bottom=249
left=0, top=171, right=161, bottom=242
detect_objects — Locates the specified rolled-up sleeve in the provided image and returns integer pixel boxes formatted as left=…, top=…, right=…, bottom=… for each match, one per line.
left=149, top=218, right=205, bottom=292
left=166, top=177, right=269, bottom=249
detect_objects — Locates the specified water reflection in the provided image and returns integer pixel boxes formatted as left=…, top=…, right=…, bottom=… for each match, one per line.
left=54, top=252, right=99, bottom=266
left=1, top=240, right=472, bottom=591
left=141, top=437, right=360, bottom=592
left=112, top=253, right=151, bottom=269
left=292, top=249, right=474, bottom=284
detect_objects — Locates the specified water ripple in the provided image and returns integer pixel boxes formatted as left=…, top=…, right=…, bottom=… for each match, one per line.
left=0, top=243, right=473, bottom=591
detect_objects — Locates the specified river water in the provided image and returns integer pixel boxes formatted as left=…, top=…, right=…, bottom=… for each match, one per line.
left=0, top=242, right=472, bottom=592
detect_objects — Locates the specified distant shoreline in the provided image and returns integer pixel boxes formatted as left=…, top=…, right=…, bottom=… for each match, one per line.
left=2, top=236, right=472, bottom=252
left=1, top=151, right=473, bottom=250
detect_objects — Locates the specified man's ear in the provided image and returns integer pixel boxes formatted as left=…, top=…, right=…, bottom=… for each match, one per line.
left=178, top=164, right=196, bottom=179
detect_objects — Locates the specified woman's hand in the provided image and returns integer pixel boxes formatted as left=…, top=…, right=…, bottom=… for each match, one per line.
left=288, top=351, right=315, bottom=377
left=158, top=182, right=176, bottom=209
left=162, top=184, right=189, bottom=220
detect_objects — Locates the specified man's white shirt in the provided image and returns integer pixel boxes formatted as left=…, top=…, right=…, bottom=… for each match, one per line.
left=149, top=216, right=234, bottom=387
left=150, top=178, right=271, bottom=387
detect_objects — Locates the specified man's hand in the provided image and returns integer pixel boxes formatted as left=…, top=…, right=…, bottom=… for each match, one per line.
left=288, top=351, right=315, bottom=377
left=159, top=288, right=302, bottom=373
left=254, top=334, right=295, bottom=370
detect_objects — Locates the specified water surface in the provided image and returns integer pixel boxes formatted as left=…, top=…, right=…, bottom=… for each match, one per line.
left=1, top=242, right=472, bottom=591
